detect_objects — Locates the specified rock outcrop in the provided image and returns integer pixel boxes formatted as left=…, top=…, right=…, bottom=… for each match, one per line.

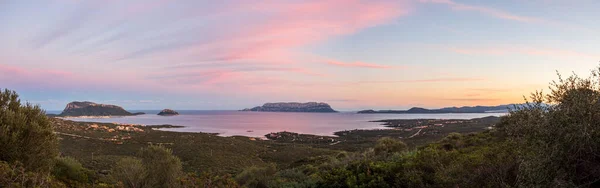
left=59, top=101, right=134, bottom=116
left=157, top=109, right=179, bottom=116
left=241, top=102, right=337, bottom=113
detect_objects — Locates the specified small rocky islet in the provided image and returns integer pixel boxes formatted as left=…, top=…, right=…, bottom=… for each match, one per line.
left=157, top=109, right=180, bottom=116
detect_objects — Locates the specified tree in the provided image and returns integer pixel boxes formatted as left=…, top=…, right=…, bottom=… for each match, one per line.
left=139, top=145, right=183, bottom=188
left=373, top=137, right=407, bottom=156
left=112, top=157, right=146, bottom=188
left=498, top=67, right=600, bottom=187
left=0, top=89, right=58, bottom=172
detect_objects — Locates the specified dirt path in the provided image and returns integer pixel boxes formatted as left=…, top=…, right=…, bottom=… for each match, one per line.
left=409, top=129, right=422, bottom=138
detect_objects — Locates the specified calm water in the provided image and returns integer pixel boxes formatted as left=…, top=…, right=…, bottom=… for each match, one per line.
left=54, top=110, right=507, bottom=137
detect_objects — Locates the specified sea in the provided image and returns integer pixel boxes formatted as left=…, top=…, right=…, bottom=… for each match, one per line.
left=47, top=110, right=507, bottom=137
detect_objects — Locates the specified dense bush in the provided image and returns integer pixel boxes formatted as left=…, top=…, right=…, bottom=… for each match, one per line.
left=498, top=69, right=600, bottom=187
left=180, top=172, right=239, bottom=188
left=112, top=157, right=146, bottom=188
left=0, top=161, right=66, bottom=188
left=139, top=145, right=184, bottom=188
left=373, top=137, right=408, bottom=156
left=0, top=89, right=58, bottom=173
left=235, top=164, right=277, bottom=188
left=52, top=156, right=90, bottom=185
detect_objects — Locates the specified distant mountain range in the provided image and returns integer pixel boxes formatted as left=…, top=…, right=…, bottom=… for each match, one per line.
left=241, top=102, right=338, bottom=113
left=358, top=104, right=518, bottom=114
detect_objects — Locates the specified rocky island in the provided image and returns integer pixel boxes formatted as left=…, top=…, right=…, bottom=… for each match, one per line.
left=59, top=101, right=137, bottom=117
left=157, top=109, right=179, bottom=116
left=241, top=102, right=337, bottom=113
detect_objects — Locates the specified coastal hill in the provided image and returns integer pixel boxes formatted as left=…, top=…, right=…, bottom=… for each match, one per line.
left=59, top=101, right=138, bottom=117
left=358, top=104, right=516, bottom=114
left=241, top=102, right=338, bottom=113
left=158, top=109, right=179, bottom=116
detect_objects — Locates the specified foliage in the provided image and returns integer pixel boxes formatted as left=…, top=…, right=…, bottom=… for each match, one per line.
left=234, top=164, right=277, bottom=188
left=497, top=68, right=600, bottom=187
left=0, top=89, right=58, bottom=173
left=52, top=156, right=91, bottom=186
left=0, top=161, right=66, bottom=188
left=139, top=145, right=184, bottom=188
left=373, top=137, right=408, bottom=156
left=180, top=172, right=239, bottom=188
left=112, top=157, right=146, bottom=188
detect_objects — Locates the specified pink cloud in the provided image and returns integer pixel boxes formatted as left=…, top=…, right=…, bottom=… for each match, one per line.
left=0, top=64, right=73, bottom=78
left=420, top=0, right=542, bottom=23
left=327, top=61, right=393, bottom=69
left=124, top=0, right=409, bottom=64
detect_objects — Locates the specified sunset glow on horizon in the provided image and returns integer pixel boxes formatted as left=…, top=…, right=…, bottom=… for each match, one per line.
left=1, top=0, right=599, bottom=110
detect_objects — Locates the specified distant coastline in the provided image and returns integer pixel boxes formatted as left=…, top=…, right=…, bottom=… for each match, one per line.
left=357, top=104, right=517, bottom=114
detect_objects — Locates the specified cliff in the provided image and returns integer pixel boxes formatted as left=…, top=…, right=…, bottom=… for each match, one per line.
left=59, top=101, right=134, bottom=117
left=242, top=102, right=337, bottom=113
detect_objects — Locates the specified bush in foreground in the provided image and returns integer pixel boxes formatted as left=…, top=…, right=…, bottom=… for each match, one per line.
left=0, top=89, right=58, bottom=173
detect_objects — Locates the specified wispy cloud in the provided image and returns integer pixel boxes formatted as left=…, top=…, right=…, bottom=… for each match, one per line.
left=420, top=0, right=542, bottom=23
left=357, top=77, right=484, bottom=84
left=326, top=60, right=393, bottom=69
left=448, top=46, right=598, bottom=59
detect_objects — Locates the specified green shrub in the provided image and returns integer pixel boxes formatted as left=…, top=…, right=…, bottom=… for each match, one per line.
left=52, top=156, right=89, bottom=185
left=180, top=172, right=239, bottom=188
left=235, top=164, right=277, bottom=188
left=139, top=145, right=183, bottom=188
left=0, top=161, right=66, bottom=187
left=498, top=68, right=600, bottom=187
left=112, top=157, right=146, bottom=188
left=0, top=89, right=58, bottom=172
left=373, top=137, right=407, bottom=156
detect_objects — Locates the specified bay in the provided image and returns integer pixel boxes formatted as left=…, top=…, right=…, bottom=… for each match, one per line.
left=57, top=110, right=507, bottom=137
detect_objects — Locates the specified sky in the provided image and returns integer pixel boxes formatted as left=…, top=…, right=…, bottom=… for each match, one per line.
left=1, top=0, right=599, bottom=111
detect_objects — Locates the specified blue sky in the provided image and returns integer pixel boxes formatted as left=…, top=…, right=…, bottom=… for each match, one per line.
left=1, top=0, right=599, bottom=111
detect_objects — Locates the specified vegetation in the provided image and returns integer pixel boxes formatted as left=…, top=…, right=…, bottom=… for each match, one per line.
left=0, top=89, right=58, bottom=173
left=52, top=156, right=90, bottom=186
left=112, top=157, right=145, bottom=188
left=139, top=145, right=184, bottom=187
left=5, top=66, right=600, bottom=187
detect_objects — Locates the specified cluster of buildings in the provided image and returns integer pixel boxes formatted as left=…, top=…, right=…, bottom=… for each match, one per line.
left=87, top=123, right=144, bottom=133
left=88, top=124, right=116, bottom=132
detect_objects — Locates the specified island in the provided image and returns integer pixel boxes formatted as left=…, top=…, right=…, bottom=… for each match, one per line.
left=157, top=109, right=179, bottom=116
left=59, top=101, right=137, bottom=117
left=358, top=104, right=516, bottom=114
left=241, top=102, right=338, bottom=113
